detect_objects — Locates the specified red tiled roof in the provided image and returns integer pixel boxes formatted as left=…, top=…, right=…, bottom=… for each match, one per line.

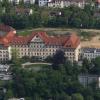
left=10, top=35, right=29, bottom=45
left=29, top=32, right=49, bottom=43
left=11, top=32, right=80, bottom=48
left=0, top=24, right=16, bottom=47
left=64, top=33, right=80, bottom=48
left=0, top=24, right=15, bottom=32
left=0, top=25, right=80, bottom=48
left=27, top=32, right=80, bottom=48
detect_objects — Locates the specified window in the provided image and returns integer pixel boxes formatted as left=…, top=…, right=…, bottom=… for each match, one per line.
left=36, top=35, right=38, bottom=38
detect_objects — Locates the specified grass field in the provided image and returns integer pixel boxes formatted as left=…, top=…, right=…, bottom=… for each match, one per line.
left=24, top=63, right=50, bottom=71
left=17, top=29, right=33, bottom=36
left=17, top=27, right=100, bottom=48
left=17, top=27, right=100, bottom=36
left=25, top=64, right=49, bottom=67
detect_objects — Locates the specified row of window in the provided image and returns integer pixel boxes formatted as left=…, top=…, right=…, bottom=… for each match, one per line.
left=13, top=45, right=29, bottom=48
left=13, top=45, right=61, bottom=49
left=31, top=49, right=56, bottom=52
left=0, top=51, right=8, bottom=53
left=0, top=58, right=8, bottom=61
left=65, top=52, right=74, bottom=56
left=0, top=55, right=8, bottom=57
left=83, top=54, right=100, bottom=58
left=16, top=52, right=76, bottom=57
left=32, top=52, right=55, bottom=56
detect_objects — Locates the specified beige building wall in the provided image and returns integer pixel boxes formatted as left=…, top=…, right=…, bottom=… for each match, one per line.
left=74, top=44, right=81, bottom=61
left=0, top=33, right=81, bottom=62
left=0, top=44, right=81, bottom=62
left=0, top=48, right=9, bottom=62
left=11, top=45, right=29, bottom=58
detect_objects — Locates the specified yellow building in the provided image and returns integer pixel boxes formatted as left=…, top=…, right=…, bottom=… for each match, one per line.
left=0, top=24, right=81, bottom=62
left=10, top=32, right=81, bottom=62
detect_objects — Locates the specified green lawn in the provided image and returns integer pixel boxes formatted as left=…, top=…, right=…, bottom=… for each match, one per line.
left=25, top=64, right=49, bottom=67
left=17, top=30, right=33, bottom=36
left=16, top=28, right=79, bottom=36
left=24, top=64, right=50, bottom=71
left=16, top=28, right=100, bottom=41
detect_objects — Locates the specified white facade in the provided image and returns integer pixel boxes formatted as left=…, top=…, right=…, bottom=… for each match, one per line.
left=39, top=0, right=49, bottom=6
left=9, top=33, right=81, bottom=62
left=1, top=33, right=100, bottom=63
left=48, top=0, right=87, bottom=8
left=82, top=48, right=100, bottom=60
left=9, top=45, right=100, bottom=63
left=0, top=47, right=9, bottom=62
left=24, top=0, right=35, bottom=4
left=2, top=37, right=100, bottom=63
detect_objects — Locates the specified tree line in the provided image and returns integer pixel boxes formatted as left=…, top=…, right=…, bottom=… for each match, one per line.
left=2, top=50, right=100, bottom=100
left=0, top=3, right=100, bottom=29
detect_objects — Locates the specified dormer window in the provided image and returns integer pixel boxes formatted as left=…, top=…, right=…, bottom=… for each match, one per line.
left=36, top=35, right=38, bottom=38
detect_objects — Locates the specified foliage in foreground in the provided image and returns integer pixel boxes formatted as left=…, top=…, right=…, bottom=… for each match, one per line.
left=0, top=3, right=100, bottom=30
left=3, top=51, right=100, bottom=100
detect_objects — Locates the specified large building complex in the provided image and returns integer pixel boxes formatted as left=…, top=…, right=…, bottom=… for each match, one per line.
left=39, top=0, right=92, bottom=8
left=1, top=24, right=100, bottom=63
left=0, top=24, right=81, bottom=62
left=0, top=25, right=16, bottom=62
left=48, top=0, right=87, bottom=8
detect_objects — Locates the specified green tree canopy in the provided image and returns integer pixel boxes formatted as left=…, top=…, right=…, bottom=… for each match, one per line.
left=72, top=93, right=84, bottom=100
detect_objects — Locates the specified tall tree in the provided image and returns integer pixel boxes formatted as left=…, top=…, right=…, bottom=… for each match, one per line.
left=52, top=50, right=66, bottom=69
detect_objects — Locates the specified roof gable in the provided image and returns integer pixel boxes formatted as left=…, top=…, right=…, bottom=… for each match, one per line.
left=64, top=33, right=80, bottom=48
left=29, top=32, right=49, bottom=43
left=8, top=31, right=80, bottom=48
left=31, top=35, right=44, bottom=43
